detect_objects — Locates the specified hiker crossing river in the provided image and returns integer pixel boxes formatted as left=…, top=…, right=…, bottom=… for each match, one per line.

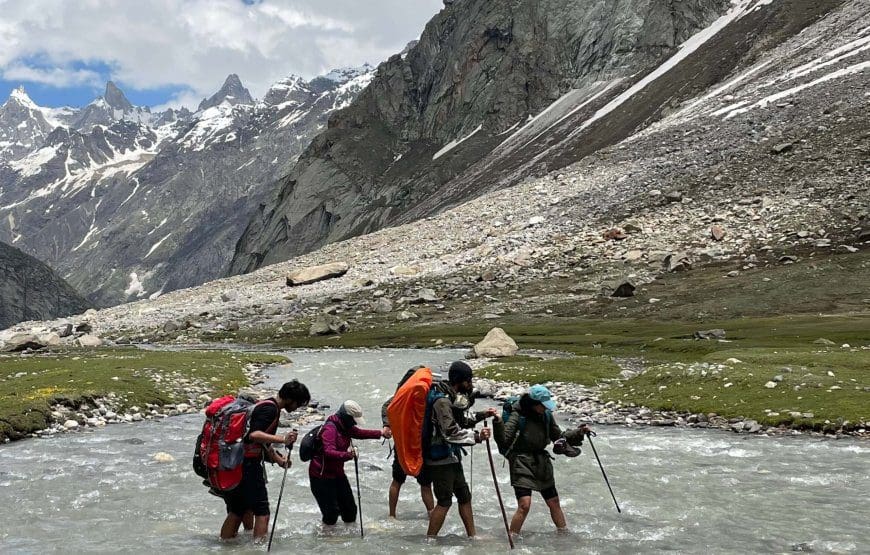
left=0, top=348, right=867, bottom=553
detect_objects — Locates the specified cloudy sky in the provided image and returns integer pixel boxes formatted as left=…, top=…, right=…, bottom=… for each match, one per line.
left=0, top=0, right=443, bottom=109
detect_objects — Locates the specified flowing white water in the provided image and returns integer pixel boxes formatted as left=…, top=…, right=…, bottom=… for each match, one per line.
left=0, top=348, right=867, bottom=554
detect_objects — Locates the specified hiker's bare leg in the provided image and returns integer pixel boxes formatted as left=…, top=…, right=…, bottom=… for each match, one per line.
left=220, top=513, right=243, bottom=540
left=545, top=496, right=567, bottom=530
left=510, top=496, right=532, bottom=535
left=458, top=501, right=476, bottom=537
left=388, top=480, right=402, bottom=517
left=252, top=515, right=270, bottom=542
left=421, top=484, right=435, bottom=513
left=427, top=505, right=449, bottom=537
left=242, top=511, right=254, bottom=531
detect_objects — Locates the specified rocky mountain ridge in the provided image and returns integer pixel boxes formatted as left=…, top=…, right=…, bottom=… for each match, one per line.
left=0, top=240, right=91, bottom=330
left=0, top=66, right=374, bottom=307
left=230, top=0, right=850, bottom=275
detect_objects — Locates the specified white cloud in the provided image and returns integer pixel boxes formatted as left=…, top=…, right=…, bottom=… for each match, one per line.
left=2, top=63, right=102, bottom=88
left=0, top=0, right=444, bottom=107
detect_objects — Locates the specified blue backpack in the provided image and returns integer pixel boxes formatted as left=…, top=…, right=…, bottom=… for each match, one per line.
left=422, top=388, right=462, bottom=461
left=499, top=396, right=551, bottom=457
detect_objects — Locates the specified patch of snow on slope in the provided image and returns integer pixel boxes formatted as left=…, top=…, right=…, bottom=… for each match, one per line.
left=670, top=60, right=774, bottom=120
left=497, top=81, right=621, bottom=154
left=124, top=272, right=145, bottom=297
left=71, top=199, right=103, bottom=252
left=568, top=0, right=772, bottom=138
left=433, top=124, right=484, bottom=161
left=719, top=60, right=870, bottom=119
left=9, top=145, right=59, bottom=177
left=179, top=105, right=237, bottom=151
left=145, top=233, right=172, bottom=258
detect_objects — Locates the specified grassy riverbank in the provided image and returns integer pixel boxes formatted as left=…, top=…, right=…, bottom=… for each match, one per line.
left=214, top=312, right=869, bottom=432
left=0, top=348, right=286, bottom=442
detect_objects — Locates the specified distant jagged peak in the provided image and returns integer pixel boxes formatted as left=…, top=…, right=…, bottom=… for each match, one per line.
left=7, top=85, right=39, bottom=108
left=198, top=74, right=254, bottom=112
left=104, top=81, right=134, bottom=112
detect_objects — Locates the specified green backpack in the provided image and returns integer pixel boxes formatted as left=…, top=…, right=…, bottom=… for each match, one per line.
left=499, top=396, right=551, bottom=457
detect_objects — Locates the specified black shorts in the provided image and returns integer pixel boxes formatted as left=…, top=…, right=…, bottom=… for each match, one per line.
left=428, top=463, right=471, bottom=507
left=514, top=486, right=559, bottom=500
left=224, top=460, right=270, bottom=517
left=392, top=458, right=432, bottom=486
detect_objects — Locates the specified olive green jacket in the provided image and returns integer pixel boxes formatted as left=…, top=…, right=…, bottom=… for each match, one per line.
left=494, top=403, right=563, bottom=491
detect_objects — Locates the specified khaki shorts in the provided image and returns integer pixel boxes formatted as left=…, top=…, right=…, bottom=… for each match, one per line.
left=427, top=463, right=471, bottom=507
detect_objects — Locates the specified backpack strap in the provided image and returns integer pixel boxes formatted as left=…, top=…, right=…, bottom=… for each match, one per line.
left=503, top=413, right=525, bottom=458
left=244, top=398, right=280, bottom=460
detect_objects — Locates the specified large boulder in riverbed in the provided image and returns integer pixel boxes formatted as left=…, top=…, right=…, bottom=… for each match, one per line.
left=472, top=327, right=518, bottom=358
left=286, top=262, right=349, bottom=286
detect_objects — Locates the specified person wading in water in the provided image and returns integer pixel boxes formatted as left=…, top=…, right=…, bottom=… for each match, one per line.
left=424, top=361, right=497, bottom=539
left=493, top=385, right=590, bottom=537
left=220, top=380, right=311, bottom=542
left=308, top=400, right=391, bottom=526
left=382, top=367, right=435, bottom=518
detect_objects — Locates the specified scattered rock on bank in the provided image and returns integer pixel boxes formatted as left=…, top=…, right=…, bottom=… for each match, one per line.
left=694, top=329, right=726, bottom=340
left=286, top=262, right=349, bottom=286
left=372, top=297, right=393, bottom=313
left=309, top=314, right=349, bottom=336
left=610, top=279, right=636, bottom=298
left=77, top=334, right=103, bottom=348
left=2, top=333, right=45, bottom=352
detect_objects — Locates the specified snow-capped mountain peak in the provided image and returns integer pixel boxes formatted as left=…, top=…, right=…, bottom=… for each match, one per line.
left=72, top=81, right=155, bottom=131
left=321, top=64, right=375, bottom=84
left=0, top=86, right=58, bottom=161
left=7, top=86, right=38, bottom=109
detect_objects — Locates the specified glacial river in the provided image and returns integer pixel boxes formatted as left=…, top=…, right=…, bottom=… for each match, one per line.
left=0, top=348, right=867, bottom=554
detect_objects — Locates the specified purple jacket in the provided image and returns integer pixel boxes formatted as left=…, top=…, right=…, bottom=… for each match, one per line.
left=308, top=413, right=382, bottom=479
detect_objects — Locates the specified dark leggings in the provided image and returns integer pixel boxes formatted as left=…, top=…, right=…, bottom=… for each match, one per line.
left=310, top=475, right=357, bottom=525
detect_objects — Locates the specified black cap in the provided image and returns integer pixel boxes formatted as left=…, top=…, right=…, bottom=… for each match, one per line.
left=448, top=361, right=473, bottom=384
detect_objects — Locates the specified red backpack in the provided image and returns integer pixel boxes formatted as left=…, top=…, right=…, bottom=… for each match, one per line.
left=194, top=395, right=279, bottom=492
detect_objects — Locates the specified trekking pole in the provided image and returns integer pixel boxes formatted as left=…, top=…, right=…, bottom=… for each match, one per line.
left=483, top=421, right=514, bottom=549
left=268, top=435, right=295, bottom=552
left=586, top=431, right=621, bottom=513
left=353, top=446, right=364, bottom=538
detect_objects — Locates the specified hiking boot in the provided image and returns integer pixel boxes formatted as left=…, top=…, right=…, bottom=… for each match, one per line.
left=553, top=438, right=581, bottom=457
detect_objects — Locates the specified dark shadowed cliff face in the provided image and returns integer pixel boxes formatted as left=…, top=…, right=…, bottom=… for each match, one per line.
left=0, top=242, right=91, bottom=329
left=229, top=0, right=732, bottom=273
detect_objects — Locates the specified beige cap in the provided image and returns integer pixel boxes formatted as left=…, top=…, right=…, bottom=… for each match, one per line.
left=340, top=400, right=366, bottom=426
